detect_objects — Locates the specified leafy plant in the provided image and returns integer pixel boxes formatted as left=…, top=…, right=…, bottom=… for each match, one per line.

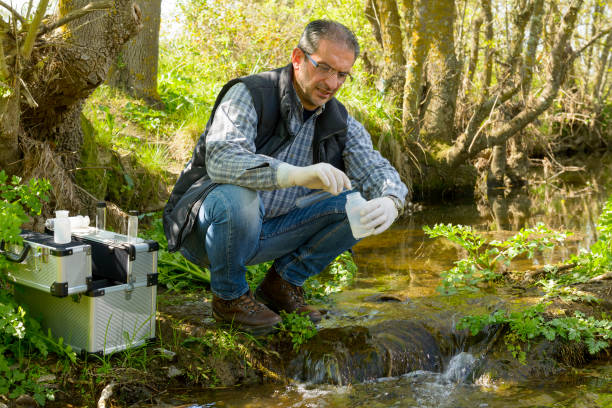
left=424, top=223, right=569, bottom=294
left=458, top=305, right=611, bottom=364
left=304, top=251, right=358, bottom=300
left=278, top=311, right=317, bottom=352
left=0, top=171, right=77, bottom=404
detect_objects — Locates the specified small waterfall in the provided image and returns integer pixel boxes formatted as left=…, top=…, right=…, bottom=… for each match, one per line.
left=289, top=321, right=443, bottom=384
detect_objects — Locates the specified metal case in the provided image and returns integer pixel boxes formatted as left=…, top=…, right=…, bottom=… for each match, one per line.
left=71, top=227, right=159, bottom=286
left=14, top=280, right=157, bottom=355
left=2, top=230, right=92, bottom=297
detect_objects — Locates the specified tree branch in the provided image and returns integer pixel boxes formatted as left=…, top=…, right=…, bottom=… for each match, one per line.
left=446, top=0, right=584, bottom=167
left=0, top=1, right=26, bottom=25
left=38, top=0, right=114, bottom=36
left=572, top=25, right=612, bottom=59
left=22, top=0, right=49, bottom=60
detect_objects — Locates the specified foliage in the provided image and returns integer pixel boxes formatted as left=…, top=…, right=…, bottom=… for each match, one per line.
left=304, top=251, right=358, bottom=300
left=141, top=216, right=210, bottom=291
left=278, top=311, right=317, bottom=352
left=564, top=195, right=612, bottom=284
left=424, top=223, right=569, bottom=294
left=0, top=171, right=76, bottom=404
left=458, top=304, right=611, bottom=364
left=444, top=195, right=612, bottom=363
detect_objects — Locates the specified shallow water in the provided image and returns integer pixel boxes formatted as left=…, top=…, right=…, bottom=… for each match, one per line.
left=157, top=161, right=612, bottom=407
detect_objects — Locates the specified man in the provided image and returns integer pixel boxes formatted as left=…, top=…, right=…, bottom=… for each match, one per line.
left=163, top=20, right=408, bottom=334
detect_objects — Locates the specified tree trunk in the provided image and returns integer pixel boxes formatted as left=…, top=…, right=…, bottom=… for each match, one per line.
left=1, top=0, right=142, bottom=210
left=464, top=15, right=482, bottom=91
left=446, top=0, right=585, bottom=167
left=377, top=0, right=406, bottom=100
left=421, top=0, right=460, bottom=144
left=593, top=31, right=612, bottom=102
left=108, top=0, right=162, bottom=107
left=521, top=0, right=545, bottom=98
left=402, top=0, right=431, bottom=136
left=480, top=0, right=493, bottom=98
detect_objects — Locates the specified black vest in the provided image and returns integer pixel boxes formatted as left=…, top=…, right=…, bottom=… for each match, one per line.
left=163, top=64, right=349, bottom=251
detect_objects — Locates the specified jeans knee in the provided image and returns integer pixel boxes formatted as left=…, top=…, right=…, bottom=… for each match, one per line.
left=206, top=184, right=261, bottom=224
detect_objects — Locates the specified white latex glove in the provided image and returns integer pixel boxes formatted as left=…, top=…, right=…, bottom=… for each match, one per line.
left=277, top=163, right=351, bottom=195
left=359, top=197, right=398, bottom=235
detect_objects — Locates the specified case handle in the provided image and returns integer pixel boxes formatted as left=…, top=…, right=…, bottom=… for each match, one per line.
left=0, top=240, right=31, bottom=263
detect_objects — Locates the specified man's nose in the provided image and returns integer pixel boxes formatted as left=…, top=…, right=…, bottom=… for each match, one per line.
left=323, top=73, right=342, bottom=90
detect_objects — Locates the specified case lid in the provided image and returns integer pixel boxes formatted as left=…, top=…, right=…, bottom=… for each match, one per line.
left=19, top=230, right=90, bottom=257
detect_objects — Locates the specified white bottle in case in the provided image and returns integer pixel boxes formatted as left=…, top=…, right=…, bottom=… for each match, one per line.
left=345, top=192, right=372, bottom=239
left=53, top=210, right=71, bottom=244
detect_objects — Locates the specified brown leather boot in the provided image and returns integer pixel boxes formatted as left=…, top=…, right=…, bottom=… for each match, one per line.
left=255, top=266, right=322, bottom=323
left=212, top=290, right=281, bottom=335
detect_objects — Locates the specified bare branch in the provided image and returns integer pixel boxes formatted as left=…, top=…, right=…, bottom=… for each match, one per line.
left=572, top=25, right=612, bottom=59
left=446, top=0, right=584, bottom=167
left=0, top=1, right=26, bottom=25
left=38, top=0, right=114, bottom=36
left=0, top=31, right=8, bottom=78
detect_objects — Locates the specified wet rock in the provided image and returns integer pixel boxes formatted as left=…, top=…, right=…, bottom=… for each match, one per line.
left=155, top=348, right=177, bottom=361
left=289, top=321, right=443, bottom=385
left=35, top=374, right=56, bottom=383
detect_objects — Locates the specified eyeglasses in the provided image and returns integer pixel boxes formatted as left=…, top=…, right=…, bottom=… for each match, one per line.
left=300, top=49, right=353, bottom=83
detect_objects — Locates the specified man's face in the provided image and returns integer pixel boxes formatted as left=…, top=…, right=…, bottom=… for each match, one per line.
left=291, top=39, right=355, bottom=110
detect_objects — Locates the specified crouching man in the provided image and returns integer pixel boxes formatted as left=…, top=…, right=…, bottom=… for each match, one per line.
left=163, top=20, right=408, bottom=334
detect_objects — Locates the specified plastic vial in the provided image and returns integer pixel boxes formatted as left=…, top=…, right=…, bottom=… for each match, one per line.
left=345, top=192, right=372, bottom=239
left=96, top=201, right=107, bottom=231
left=53, top=210, right=71, bottom=244
left=45, top=215, right=90, bottom=230
left=127, top=210, right=138, bottom=242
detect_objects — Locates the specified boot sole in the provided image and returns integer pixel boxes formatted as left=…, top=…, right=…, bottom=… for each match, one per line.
left=212, top=310, right=280, bottom=336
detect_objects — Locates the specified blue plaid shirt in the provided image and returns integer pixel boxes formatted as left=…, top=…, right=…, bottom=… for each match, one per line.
left=206, top=82, right=408, bottom=219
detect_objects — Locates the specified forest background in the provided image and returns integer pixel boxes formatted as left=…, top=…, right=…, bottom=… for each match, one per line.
left=0, top=0, right=610, bottom=220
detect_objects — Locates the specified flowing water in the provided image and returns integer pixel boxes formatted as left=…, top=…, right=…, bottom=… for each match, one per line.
left=155, top=159, right=612, bottom=407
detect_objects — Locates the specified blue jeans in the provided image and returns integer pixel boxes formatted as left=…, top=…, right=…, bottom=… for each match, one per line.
left=180, top=185, right=358, bottom=300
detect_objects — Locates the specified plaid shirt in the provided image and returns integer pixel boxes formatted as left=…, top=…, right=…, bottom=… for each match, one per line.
left=206, top=82, right=408, bottom=219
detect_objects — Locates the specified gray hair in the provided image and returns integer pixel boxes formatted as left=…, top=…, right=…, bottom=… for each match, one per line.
left=298, top=20, right=360, bottom=60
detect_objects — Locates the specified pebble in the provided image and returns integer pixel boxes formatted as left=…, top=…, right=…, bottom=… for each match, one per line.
left=167, top=366, right=183, bottom=378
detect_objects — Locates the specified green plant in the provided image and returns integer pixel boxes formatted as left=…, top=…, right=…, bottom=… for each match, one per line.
left=304, top=251, right=358, bottom=300
left=458, top=304, right=611, bottom=364
left=0, top=171, right=77, bottom=404
left=278, top=311, right=317, bottom=352
left=424, top=223, right=569, bottom=294
left=141, top=216, right=210, bottom=291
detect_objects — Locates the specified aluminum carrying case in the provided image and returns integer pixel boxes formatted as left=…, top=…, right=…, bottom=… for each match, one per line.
left=14, top=279, right=157, bottom=355
left=71, top=227, right=159, bottom=286
left=1, top=230, right=92, bottom=297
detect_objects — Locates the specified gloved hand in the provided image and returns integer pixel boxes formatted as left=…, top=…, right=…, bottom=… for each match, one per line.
left=277, top=163, right=351, bottom=195
left=359, top=196, right=398, bottom=235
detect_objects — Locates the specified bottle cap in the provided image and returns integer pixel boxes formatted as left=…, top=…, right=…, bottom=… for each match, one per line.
left=129, top=210, right=138, bottom=216
left=97, top=201, right=106, bottom=208
left=55, top=210, right=69, bottom=218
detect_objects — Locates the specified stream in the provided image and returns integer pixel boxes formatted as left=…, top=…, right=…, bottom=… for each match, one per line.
left=152, top=160, right=611, bottom=407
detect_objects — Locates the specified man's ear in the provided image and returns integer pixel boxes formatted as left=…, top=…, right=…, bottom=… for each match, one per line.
left=291, top=48, right=302, bottom=71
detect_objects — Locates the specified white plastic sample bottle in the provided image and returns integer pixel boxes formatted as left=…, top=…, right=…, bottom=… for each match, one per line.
left=53, top=210, right=71, bottom=244
left=127, top=210, right=138, bottom=242
left=345, top=192, right=372, bottom=239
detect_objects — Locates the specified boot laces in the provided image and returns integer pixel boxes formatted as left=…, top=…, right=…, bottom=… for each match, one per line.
left=238, top=292, right=266, bottom=314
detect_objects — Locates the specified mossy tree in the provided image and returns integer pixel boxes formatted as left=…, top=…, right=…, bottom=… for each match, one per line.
left=365, top=0, right=611, bottom=189
left=0, top=0, right=142, bottom=210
